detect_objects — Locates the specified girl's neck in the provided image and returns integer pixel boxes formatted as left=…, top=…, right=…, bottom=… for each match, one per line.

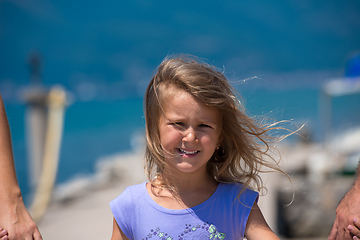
left=163, top=168, right=217, bottom=192
left=148, top=171, right=218, bottom=209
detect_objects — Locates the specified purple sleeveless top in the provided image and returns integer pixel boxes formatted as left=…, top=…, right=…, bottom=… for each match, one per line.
left=110, top=182, right=258, bottom=240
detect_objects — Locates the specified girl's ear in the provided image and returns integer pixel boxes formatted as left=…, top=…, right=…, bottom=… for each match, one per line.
left=216, top=142, right=222, bottom=151
left=217, top=135, right=223, bottom=148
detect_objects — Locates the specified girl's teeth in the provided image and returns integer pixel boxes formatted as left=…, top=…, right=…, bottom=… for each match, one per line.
left=179, top=149, right=198, bottom=154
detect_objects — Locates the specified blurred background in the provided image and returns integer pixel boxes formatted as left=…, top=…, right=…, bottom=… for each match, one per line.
left=1, top=0, right=360, bottom=239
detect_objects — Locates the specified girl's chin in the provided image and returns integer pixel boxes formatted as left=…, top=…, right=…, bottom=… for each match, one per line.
left=173, top=162, right=206, bottom=174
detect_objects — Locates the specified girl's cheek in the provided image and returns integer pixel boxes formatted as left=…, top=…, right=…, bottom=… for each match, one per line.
left=172, top=130, right=184, bottom=140
left=203, top=136, right=216, bottom=143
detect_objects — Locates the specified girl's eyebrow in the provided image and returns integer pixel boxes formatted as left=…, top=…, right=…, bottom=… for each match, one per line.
left=167, top=116, right=218, bottom=126
left=165, top=111, right=218, bottom=123
left=165, top=115, right=184, bottom=121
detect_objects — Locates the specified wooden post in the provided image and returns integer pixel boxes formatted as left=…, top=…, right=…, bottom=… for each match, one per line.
left=24, top=53, right=48, bottom=193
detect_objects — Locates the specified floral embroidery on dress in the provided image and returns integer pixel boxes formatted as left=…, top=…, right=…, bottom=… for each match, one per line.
left=142, top=222, right=226, bottom=240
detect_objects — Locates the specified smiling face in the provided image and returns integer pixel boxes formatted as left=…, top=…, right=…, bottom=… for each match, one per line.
left=158, top=88, right=221, bottom=176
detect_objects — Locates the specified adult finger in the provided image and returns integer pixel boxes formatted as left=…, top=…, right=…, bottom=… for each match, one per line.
left=348, top=218, right=360, bottom=239
left=354, top=218, right=360, bottom=232
left=33, top=229, right=43, bottom=240
left=0, top=228, right=8, bottom=238
left=348, top=225, right=359, bottom=239
left=329, top=223, right=338, bottom=240
left=24, top=234, right=34, bottom=240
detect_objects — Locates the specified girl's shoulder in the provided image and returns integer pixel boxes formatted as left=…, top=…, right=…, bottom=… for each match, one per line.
left=110, top=182, right=147, bottom=208
left=218, top=182, right=253, bottom=191
left=109, top=183, right=148, bottom=239
left=217, top=182, right=259, bottom=203
left=123, top=182, right=147, bottom=194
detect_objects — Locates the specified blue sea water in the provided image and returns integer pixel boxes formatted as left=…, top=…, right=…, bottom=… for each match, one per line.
left=1, top=0, right=360, bottom=205
left=5, top=85, right=360, bottom=204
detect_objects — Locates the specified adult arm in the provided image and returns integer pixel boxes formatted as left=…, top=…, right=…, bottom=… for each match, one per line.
left=0, top=94, right=42, bottom=240
left=329, top=167, right=360, bottom=240
left=244, top=202, right=280, bottom=240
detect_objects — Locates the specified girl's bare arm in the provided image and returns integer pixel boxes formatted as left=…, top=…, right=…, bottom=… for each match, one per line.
left=244, top=202, right=280, bottom=240
left=111, top=218, right=129, bottom=240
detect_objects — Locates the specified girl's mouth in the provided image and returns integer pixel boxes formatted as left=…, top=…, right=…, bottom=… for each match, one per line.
left=177, top=148, right=200, bottom=155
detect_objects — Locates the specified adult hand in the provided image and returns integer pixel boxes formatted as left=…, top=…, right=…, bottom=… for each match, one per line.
left=0, top=195, right=43, bottom=240
left=328, top=181, right=360, bottom=240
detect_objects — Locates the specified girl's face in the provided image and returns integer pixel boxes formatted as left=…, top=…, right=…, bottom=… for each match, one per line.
left=158, top=89, right=221, bottom=176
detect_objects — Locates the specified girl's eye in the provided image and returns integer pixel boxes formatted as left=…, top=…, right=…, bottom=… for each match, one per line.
left=172, top=122, right=184, bottom=126
left=199, top=124, right=212, bottom=128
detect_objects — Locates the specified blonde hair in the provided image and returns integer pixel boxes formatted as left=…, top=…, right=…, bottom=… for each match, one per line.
left=144, top=55, right=289, bottom=193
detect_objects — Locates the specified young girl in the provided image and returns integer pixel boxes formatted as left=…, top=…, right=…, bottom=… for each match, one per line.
left=110, top=55, right=286, bottom=240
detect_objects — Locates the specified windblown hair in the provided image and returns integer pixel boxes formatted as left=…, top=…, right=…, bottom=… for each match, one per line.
left=144, top=55, right=289, bottom=194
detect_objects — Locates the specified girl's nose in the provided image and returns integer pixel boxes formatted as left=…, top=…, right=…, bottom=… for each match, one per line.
left=182, top=131, right=198, bottom=143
